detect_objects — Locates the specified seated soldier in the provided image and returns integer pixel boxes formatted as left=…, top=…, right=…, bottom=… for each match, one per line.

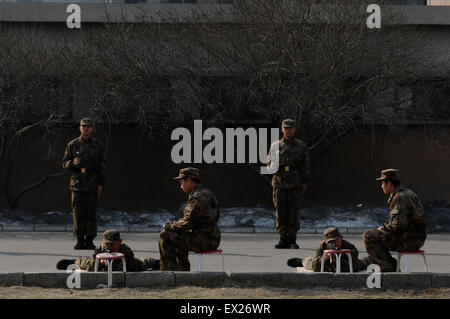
left=362, top=169, right=428, bottom=272
left=158, top=167, right=221, bottom=271
left=287, top=226, right=368, bottom=272
left=56, top=229, right=160, bottom=271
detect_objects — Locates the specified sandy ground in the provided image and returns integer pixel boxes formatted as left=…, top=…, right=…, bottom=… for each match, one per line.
left=1, top=286, right=450, bottom=299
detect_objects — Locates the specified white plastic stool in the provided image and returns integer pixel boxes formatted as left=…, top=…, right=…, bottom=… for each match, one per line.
left=94, top=252, right=126, bottom=287
left=320, top=249, right=353, bottom=273
left=396, top=250, right=428, bottom=272
left=191, top=249, right=225, bottom=272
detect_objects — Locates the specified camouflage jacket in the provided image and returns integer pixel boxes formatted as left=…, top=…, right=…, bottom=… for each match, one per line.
left=91, top=243, right=141, bottom=272
left=311, top=240, right=361, bottom=272
left=380, top=186, right=428, bottom=240
left=268, top=137, right=311, bottom=189
left=166, top=185, right=221, bottom=242
left=62, top=135, right=106, bottom=192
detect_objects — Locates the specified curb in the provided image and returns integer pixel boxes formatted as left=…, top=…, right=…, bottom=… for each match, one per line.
left=0, top=225, right=376, bottom=234
left=1, top=272, right=449, bottom=290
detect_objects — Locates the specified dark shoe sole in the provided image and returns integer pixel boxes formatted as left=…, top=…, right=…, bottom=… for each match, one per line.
left=287, top=258, right=303, bottom=268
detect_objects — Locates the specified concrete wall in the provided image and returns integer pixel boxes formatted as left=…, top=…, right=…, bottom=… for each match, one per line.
left=3, top=125, right=449, bottom=211
left=0, top=4, right=449, bottom=75
left=1, top=271, right=449, bottom=289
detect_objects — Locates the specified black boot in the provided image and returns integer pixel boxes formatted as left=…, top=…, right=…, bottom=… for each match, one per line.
left=287, top=258, right=303, bottom=268
left=275, top=236, right=289, bottom=249
left=56, top=259, right=77, bottom=270
left=84, top=238, right=96, bottom=250
left=287, top=235, right=299, bottom=249
left=150, top=259, right=160, bottom=270
left=74, top=237, right=85, bottom=250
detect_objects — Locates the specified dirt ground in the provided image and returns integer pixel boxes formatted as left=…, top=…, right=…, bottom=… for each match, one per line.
left=1, top=286, right=450, bottom=299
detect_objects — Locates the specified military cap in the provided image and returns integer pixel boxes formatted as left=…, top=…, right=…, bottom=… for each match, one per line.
left=376, top=168, right=400, bottom=181
left=173, top=167, right=200, bottom=180
left=323, top=226, right=341, bottom=243
left=80, top=118, right=93, bottom=126
left=281, top=119, right=296, bottom=128
left=103, top=229, right=121, bottom=244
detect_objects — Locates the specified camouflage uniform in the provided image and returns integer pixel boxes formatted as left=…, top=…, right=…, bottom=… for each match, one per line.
left=75, top=229, right=158, bottom=271
left=303, top=241, right=368, bottom=272
left=159, top=168, right=221, bottom=271
left=62, top=119, right=106, bottom=241
left=363, top=169, right=428, bottom=272
left=75, top=243, right=157, bottom=272
left=268, top=119, right=310, bottom=246
left=301, top=227, right=368, bottom=272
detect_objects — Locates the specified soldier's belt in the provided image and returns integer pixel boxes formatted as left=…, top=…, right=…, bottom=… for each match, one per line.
left=279, top=165, right=298, bottom=172
left=76, top=167, right=98, bottom=174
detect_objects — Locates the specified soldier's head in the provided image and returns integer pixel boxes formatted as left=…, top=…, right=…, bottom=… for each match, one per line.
left=323, top=226, right=343, bottom=249
left=281, top=119, right=296, bottom=140
left=376, top=169, right=401, bottom=195
left=79, top=118, right=94, bottom=139
left=102, top=229, right=122, bottom=252
left=173, top=167, right=201, bottom=194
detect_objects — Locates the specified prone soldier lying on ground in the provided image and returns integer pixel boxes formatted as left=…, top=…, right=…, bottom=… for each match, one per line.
left=287, top=226, right=368, bottom=272
left=56, top=229, right=160, bottom=271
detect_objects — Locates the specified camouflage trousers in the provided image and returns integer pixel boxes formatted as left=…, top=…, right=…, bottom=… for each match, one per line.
left=75, top=256, right=156, bottom=272
left=71, top=190, right=98, bottom=239
left=158, top=230, right=220, bottom=271
left=363, top=229, right=426, bottom=272
left=273, top=187, right=302, bottom=241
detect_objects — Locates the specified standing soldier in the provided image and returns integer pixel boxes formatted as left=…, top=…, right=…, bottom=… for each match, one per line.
left=268, top=119, right=310, bottom=249
left=159, top=167, right=221, bottom=271
left=362, top=169, right=428, bottom=272
left=62, top=118, right=106, bottom=250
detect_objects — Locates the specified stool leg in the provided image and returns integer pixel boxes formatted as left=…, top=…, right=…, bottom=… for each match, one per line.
left=199, top=255, right=203, bottom=272
left=221, top=252, right=225, bottom=272
left=422, top=254, right=428, bottom=272
left=406, top=254, right=411, bottom=272
left=346, top=253, right=353, bottom=273
left=94, top=259, right=99, bottom=272
left=196, top=254, right=200, bottom=271
left=397, top=254, right=402, bottom=272
left=320, top=252, right=326, bottom=272
left=336, top=254, right=341, bottom=273
left=122, top=257, right=126, bottom=273
left=108, top=260, right=113, bottom=288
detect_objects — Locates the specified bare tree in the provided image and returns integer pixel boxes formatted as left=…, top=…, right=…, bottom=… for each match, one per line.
left=152, top=0, right=444, bottom=162
left=1, top=1, right=448, bottom=208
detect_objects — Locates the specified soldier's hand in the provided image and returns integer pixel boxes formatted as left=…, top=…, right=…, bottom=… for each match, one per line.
left=73, top=158, right=81, bottom=166
left=97, top=185, right=103, bottom=198
left=301, top=184, right=307, bottom=192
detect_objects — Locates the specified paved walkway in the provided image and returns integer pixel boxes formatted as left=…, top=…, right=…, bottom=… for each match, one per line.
left=0, top=232, right=449, bottom=273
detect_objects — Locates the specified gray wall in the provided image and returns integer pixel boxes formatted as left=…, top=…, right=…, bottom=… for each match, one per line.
left=5, top=125, right=450, bottom=211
